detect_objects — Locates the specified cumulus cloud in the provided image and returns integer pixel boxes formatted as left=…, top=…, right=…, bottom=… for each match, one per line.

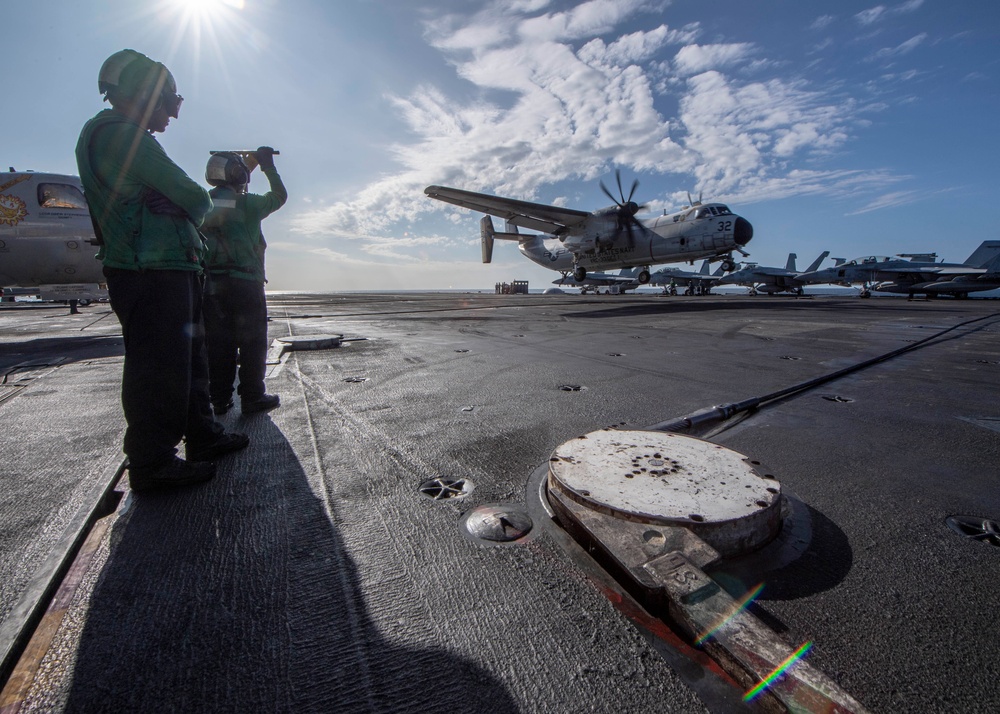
left=673, top=43, right=754, bottom=76
left=292, top=0, right=901, bottom=242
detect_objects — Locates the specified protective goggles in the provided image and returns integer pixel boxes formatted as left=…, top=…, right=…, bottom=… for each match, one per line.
left=161, top=91, right=184, bottom=118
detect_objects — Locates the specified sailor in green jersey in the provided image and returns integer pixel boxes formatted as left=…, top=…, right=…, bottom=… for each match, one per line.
left=75, top=50, right=249, bottom=493
left=202, top=148, right=287, bottom=415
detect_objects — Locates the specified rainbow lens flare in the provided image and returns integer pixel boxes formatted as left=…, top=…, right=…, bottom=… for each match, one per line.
left=743, top=640, right=814, bottom=702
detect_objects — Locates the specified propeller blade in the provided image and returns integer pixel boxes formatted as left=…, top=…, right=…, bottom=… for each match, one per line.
left=626, top=178, right=639, bottom=204
left=599, top=180, right=617, bottom=205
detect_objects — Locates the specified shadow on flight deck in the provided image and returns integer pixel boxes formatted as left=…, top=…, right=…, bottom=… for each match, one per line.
left=66, top=417, right=517, bottom=713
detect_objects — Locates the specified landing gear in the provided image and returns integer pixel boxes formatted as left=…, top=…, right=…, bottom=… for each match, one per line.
left=720, top=259, right=736, bottom=272
left=573, top=266, right=587, bottom=282
left=637, top=269, right=650, bottom=284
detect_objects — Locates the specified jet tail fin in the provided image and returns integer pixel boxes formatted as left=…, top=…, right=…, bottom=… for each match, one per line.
left=804, top=251, right=830, bottom=273
left=698, top=259, right=711, bottom=276
left=784, top=253, right=798, bottom=272
left=963, top=240, right=1000, bottom=268
left=982, top=252, right=1000, bottom=275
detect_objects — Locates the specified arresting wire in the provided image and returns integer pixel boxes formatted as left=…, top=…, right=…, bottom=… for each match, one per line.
left=650, top=312, right=1000, bottom=436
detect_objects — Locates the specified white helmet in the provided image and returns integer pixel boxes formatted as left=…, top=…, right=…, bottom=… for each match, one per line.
left=98, top=49, right=181, bottom=116
left=206, top=152, right=249, bottom=188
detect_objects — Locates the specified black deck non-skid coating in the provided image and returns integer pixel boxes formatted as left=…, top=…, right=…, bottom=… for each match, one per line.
left=2, top=293, right=999, bottom=713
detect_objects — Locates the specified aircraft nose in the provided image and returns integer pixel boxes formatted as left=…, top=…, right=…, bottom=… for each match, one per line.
left=734, top=216, right=753, bottom=246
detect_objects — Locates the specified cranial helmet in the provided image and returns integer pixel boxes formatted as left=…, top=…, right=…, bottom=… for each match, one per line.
left=206, top=152, right=250, bottom=188
left=98, top=49, right=181, bottom=116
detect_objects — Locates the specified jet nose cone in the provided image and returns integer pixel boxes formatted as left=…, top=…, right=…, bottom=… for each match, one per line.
left=735, top=216, right=753, bottom=246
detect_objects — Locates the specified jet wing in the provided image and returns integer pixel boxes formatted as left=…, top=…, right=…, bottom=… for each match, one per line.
left=425, top=185, right=590, bottom=235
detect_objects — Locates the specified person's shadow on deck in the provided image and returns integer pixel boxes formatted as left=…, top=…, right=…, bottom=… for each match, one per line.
left=66, top=416, right=517, bottom=713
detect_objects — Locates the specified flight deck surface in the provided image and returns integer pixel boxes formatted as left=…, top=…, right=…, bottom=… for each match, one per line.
left=1, top=292, right=998, bottom=712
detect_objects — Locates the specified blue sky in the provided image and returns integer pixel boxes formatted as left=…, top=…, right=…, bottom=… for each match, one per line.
left=7, top=0, right=1000, bottom=290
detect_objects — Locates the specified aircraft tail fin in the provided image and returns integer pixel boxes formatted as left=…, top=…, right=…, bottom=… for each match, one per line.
left=481, top=216, right=495, bottom=263
left=963, top=240, right=1000, bottom=268
left=784, top=253, right=798, bottom=272
left=804, top=251, right=830, bottom=273
left=699, top=259, right=711, bottom=276
left=481, top=215, right=528, bottom=262
left=982, top=251, right=1000, bottom=275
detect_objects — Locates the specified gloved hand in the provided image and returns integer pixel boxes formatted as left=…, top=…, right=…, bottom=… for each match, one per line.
left=146, top=191, right=188, bottom=217
left=255, top=146, right=276, bottom=170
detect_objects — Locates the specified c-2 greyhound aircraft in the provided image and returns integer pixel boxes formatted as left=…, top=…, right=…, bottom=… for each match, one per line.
left=424, top=172, right=753, bottom=283
left=0, top=171, right=105, bottom=302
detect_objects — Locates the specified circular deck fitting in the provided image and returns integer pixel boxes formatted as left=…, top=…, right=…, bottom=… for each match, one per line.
left=461, top=505, right=533, bottom=544
left=548, top=430, right=782, bottom=557
left=275, top=334, right=344, bottom=350
left=419, top=477, right=474, bottom=501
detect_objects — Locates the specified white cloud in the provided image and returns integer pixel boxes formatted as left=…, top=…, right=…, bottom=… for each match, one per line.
left=856, top=0, right=923, bottom=26
left=870, top=33, right=928, bottom=60
left=845, top=189, right=923, bottom=214
left=292, top=0, right=903, bottom=244
left=673, top=43, right=754, bottom=76
left=578, top=24, right=695, bottom=67
left=517, top=0, right=648, bottom=42
left=811, top=15, right=835, bottom=30
left=677, top=71, right=855, bottom=195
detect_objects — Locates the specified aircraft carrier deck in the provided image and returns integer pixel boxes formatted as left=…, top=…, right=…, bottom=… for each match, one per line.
left=1, top=292, right=998, bottom=713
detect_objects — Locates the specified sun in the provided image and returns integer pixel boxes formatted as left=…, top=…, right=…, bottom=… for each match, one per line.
left=172, top=0, right=245, bottom=15
left=157, top=0, right=249, bottom=71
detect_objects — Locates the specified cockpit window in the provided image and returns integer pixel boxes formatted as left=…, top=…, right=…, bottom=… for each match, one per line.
left=37, top=183, right=88, bottom=210
left=696, top=208, right=710, bottom=219
left=715, top=205, right=732, bottom=215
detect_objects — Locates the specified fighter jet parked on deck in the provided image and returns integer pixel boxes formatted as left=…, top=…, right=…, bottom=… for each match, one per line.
left=717, top=251, right=830, bottom=295
left=648, top=259, right=726, bottom=295
left=552, top=267, right=645, bottom=294
left=424, top=173, right=753, bottom=284
left=797, top=241, right=1000, bottom=298
left=0, top=171, right=105, bottom=302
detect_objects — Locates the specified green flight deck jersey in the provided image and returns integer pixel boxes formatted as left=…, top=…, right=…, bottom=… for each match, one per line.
left=75, top=109, right=213, bottom=271
left=202, top=167, right=287, bottom=283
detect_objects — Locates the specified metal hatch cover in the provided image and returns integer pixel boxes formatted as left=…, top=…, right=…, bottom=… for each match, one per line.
left=548, top=430, right=781, bottom=558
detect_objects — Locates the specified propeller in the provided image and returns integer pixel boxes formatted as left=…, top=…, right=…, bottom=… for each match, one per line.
left=599, top=169, right=645, bottom=246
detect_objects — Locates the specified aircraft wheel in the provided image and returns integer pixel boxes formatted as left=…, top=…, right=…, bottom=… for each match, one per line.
left=721, top=259, right=735, bottom=272
left=573, top=267, right=587, bottom=282
left=637, top=270, right=650, bottom=284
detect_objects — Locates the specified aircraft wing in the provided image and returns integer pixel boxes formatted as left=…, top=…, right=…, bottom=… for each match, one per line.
left=425, top=185, right=590, bottom=235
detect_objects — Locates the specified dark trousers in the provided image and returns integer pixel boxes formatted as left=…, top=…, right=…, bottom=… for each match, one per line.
left=105, top=268, right=224, bottom=471
left=203, top=275, right=269, bottom=405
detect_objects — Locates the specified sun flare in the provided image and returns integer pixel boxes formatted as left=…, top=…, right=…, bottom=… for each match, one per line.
left=172, top=0, right=245, bottom=15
